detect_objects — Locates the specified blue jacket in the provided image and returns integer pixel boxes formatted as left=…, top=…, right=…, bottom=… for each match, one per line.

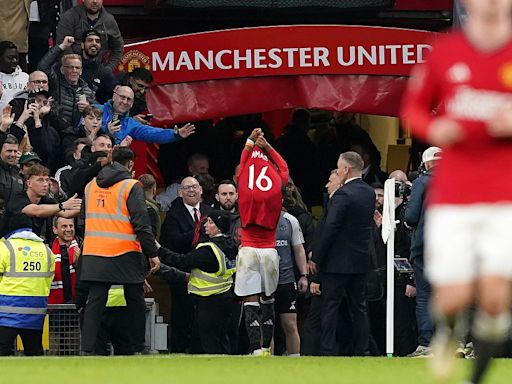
left=404, top=171, right=432, bottom=261
left=96, top=101, right=182, bottom=145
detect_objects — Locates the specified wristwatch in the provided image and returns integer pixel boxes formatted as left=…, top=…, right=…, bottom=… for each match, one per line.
left=58, top=202, right=65, bottom=212
left=300, top=274, right=308, bottom=278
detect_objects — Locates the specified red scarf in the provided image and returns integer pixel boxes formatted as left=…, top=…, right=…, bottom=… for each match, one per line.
left=48, top=238, right=77, bottom=304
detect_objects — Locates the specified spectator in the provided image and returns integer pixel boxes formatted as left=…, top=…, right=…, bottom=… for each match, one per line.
left=159, top=176, right=212, bottom=353
left=55, top=137, right=92, bottom=188
left=156, top=153, right=210, bottom=212
left=0, top=213, right=55, bottom=356
left=9, top=89, right=61, bottom=172
left=61, top=134, right=114, bottom=198
left=0, top=41, right=29, bottom=110
left=27, top=0, right=61, bottom=73
left=157, top=210, right=237, bottom=354
left=274, top=210, right=308, bottom=357
left=118, top=68, right=153, bottom=120
left=79, top=146, right=160, bottom=355
left=137, top=173, right=161, bottom=238
left=56, top=0, right=124, bottom=71
left=79, top=29, right=117, bottom=104
left=48, top=216, right=80, bottom=304
left=5, top=163, right=82, bottom=241
left=9, top=71, right=50, bottom=116
left=97, top=85, right=195, bottom=145
left=309, top=151, right=375, bottom=356
left=18, top=151, right=42, bottom=178
left=0, top=134, right=24, bottom=236
left=0, top=2, right=30, bottom=71
left=38, top=36, right=95, bottom=131
left=404, top=147, right=442, bottom=358
left=156, top=152, right=209, bottom=211
left=194, top=173, right=215, bottom=206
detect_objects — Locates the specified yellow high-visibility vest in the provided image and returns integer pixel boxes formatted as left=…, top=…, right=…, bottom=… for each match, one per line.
left=188, top=242, right=235, bottom=297
left=0, top=237, right=55, bottom=329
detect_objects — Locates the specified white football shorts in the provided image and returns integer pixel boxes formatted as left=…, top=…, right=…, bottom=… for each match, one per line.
left=234, top=246, right=279, bottom=297
left=425, top=204, right=512, bottom=285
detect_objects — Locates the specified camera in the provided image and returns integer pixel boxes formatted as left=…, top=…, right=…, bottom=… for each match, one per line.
left=394, top=181, right=411, bottom=199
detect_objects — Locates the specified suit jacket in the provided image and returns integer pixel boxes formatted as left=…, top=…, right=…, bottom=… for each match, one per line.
left=312, top=178, right=375, bottom=274
left=159, top=197, right=212, bottom=254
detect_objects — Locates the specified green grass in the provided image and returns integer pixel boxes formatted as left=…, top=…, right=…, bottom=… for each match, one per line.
left=1, top=355, right=511, bottom=384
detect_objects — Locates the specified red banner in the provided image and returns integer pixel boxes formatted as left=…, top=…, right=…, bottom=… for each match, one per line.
left=121, top=25, right=436, bottom=85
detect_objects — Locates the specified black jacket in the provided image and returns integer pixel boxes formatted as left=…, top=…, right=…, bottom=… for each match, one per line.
left=38, top=46, right=96, bottom=128
left=312, top=178, right=375, bottom=274
left=159, top=197, right=212, bottom=254
left=79, top=163, right=157, bottom=284
left=9, top=118, right=61, bottom=173
left=0, top=160, right=23, bottom=235
left=56, top=5, right=124, bottom=70
left=285, top=205, right=315, bottom=254
left=404, top=171, right=432, bottom=262
left=81, top=57, right=117, bottom=104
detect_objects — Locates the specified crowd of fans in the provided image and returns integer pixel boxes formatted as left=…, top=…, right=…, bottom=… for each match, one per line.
left=0, top=0, right=453, bottom=358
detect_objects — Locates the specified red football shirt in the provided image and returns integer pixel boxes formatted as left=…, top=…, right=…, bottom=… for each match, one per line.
left=401, top=31, right=512, bottom=205
left=238, top=145, right=289, bottom=248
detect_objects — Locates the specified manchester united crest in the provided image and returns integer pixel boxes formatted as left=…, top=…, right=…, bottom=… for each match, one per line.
left=117, top=49, right=151, bottom=72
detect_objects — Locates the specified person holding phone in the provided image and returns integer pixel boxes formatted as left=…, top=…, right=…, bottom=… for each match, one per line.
left=9, top=89, right=60, bottom=173
left=96, top=85, right=195, bottom=145
left=38, top=36, right=95, bottom=129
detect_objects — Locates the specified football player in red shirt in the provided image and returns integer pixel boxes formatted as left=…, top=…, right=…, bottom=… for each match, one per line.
left=401, top=1, right=512, bottom=382
left=235, top=128, right=289, bottom=356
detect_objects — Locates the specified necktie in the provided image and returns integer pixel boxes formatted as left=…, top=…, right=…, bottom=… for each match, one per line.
left=192, top=208, right=202, bottom=247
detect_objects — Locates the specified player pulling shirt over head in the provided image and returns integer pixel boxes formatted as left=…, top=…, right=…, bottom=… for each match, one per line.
left=235, top=128, right=289, bottom=356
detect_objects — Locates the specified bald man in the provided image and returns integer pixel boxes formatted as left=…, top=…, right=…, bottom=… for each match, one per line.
left=9, top=71, right=50, bottom=118
left=95, top=85, right=196, bottom=145
left=159, top=176, right=212, bottom=353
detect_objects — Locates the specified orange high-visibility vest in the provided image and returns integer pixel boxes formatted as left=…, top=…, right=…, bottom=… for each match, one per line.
left=82, top=178, right=142, bottom=257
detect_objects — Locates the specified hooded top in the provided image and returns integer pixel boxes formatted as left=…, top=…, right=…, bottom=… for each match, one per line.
left=0, top=66, right=28, bottom=109
left=79, top=162, right=157, bottom=284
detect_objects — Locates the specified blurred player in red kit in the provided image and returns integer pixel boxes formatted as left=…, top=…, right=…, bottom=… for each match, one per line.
left=235, top=128, right=289, bottom=356
left=402, top=0, right=512, bottom=382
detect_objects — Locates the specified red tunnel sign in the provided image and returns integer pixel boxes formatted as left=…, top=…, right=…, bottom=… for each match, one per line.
left=121, top=25, right=437, bottom=85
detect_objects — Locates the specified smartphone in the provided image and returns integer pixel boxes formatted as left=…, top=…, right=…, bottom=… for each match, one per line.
left=144, top=113, right=153, bottom=121
left=27, top=97, right=36, bottom=105
left=78, top=94, right=87, bottom=103
left=112, top=113, right=120, bottom=123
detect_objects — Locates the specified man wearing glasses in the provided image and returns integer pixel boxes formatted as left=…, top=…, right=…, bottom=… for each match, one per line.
left=96, top=85, right=195, bottom=145
left=8, top=71, right=50, bottom=118
left=38, top=36, right=95, bottom=129
left=159, top=176, right=212, bottom=353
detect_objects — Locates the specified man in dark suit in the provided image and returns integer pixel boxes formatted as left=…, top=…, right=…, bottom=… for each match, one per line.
left=309, top=151, right=375, bottom=356
left=159, top=176, right=212, bottom=353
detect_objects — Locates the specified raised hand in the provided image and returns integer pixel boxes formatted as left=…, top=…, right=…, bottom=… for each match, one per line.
left=177, top=123, right=195, bottom=138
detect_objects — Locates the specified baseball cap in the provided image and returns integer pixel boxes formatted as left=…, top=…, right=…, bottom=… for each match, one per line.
left=82, top=29, right=101, bottom=42
left=422, top=146, right=442, bottom=163
left=208, top=210, right=231, bottom=234
left=19, top=152, right=42, bottom=166
left=28, top=89, right=50, bottom=98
